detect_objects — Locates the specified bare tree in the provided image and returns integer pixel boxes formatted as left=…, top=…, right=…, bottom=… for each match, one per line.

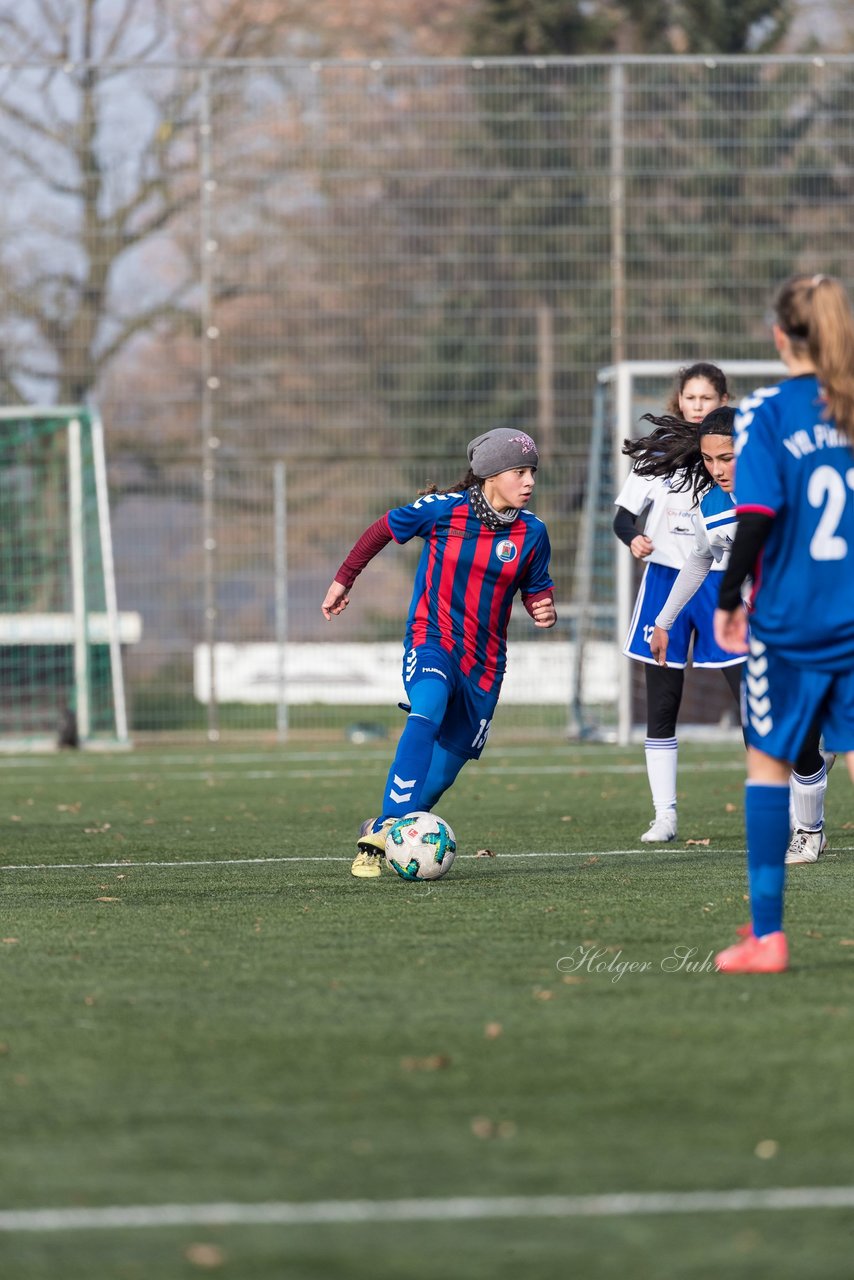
left=0, top=0, right=320, bottom=405
left=0, top=0, right=477, bottom=409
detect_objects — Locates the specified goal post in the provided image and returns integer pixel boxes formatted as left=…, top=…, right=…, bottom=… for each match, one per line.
left=0, top=406, right=131, bottom=749
left=573, top=360, right=786, bottom=745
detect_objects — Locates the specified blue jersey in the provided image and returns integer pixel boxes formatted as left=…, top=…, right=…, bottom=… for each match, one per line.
left=734, top=374, right=854, bottom=670
left=697, top=486, right=738, bottom=565
left=386, top=491, right=553, bottom=693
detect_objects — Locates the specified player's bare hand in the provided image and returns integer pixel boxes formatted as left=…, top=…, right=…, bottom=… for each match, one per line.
left=531, top=597, right=557, bottom=629
left=650, top=625, right=669, bottom=666
left=322, top=580, right=350, bottom=620
left=713, top=605, right=749, bottom=654
left=630, top=535, right=654, bottom=560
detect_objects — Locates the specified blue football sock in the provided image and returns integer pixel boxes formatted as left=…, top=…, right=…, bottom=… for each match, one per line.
left=379, top=713, right=438, bottom=819
left=374, top=676, right=450, bottom=825
left=745, top=781, right=790, bottom=938
left=420, top=742, right=468, bottom=811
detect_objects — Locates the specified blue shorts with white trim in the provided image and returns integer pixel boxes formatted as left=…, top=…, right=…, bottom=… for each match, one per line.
left=623, top=562, right=745, bottom=669
left=402, top=644, right=500, bottom=760
left=743, top=636, right=854, bottom=760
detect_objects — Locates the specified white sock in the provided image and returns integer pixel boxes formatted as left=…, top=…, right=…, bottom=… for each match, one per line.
left=789, top=762, right=827, bottom=832
left=645, top=737, right=678, bottom=816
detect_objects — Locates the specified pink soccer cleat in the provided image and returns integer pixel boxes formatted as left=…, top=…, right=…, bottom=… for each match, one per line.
left=715, top=930, right=789, bottom=974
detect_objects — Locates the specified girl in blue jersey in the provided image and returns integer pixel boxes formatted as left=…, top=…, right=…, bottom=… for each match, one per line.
left=630, top=406, right=832, bottom=863
left=713, top=273, right=854, bottom=973
left=322, top=428, right=556, bottom=878
left=615, top=363, right=739, bottom=844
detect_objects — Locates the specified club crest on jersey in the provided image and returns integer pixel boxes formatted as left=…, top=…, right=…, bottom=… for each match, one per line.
left=495, top=539, right=517, bottom=563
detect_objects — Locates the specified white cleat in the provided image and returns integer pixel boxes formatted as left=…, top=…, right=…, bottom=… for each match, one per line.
left=640, top=814, right=677, bottom=844
left=785, top=827, right=828, bottom=865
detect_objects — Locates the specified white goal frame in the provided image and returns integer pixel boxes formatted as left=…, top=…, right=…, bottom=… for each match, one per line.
left=0, top=405, right=130, bottom=749
left=597, top=359, right=787, bottom=745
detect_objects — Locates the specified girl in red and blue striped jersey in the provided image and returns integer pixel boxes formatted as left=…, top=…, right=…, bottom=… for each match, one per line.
left=322, top=428, right=556, bottom=878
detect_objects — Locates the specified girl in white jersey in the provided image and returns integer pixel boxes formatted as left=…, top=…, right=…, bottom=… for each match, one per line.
left=630, top=406, right=832, bottom=866
left=614, top=363, right=740, bottom=844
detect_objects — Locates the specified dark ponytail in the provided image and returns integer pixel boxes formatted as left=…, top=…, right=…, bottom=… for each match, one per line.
left=419, top=468, right=475, bottom=497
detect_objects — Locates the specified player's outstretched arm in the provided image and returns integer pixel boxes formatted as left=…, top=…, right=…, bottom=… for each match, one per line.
left=322, top=580, right=350, bottom=620
left=322, top=515, right=395, bottom=621
left=650, top=549, right=713, bottom=666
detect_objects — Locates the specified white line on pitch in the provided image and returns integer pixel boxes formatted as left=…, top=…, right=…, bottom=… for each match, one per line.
left=0, top=746, right=740, bottom=768
left=0, top=762, right=747, bottom=782
left=2, top=1187, right=854, bottom=1232
left=6, top=847, right=849, bottom=874
left=0, top=850, right=659, bottom=872
left=8, top=844, right=850, bottom=875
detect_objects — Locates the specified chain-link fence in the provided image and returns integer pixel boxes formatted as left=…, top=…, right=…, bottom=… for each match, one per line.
left=1, top=56, right=853, bottom=741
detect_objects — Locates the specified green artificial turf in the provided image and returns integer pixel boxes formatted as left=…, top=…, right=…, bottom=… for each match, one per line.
left=0, top=741, right=852, bottom=1278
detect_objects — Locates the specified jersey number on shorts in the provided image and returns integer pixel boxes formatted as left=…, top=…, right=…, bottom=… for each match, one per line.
left=808, top=466, right=854, bottom=561
left=471, top=718, right=492, bottom=750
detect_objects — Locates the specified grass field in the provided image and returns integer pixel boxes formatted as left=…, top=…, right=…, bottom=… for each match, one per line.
left=1, top=738, right=853, bottom=1279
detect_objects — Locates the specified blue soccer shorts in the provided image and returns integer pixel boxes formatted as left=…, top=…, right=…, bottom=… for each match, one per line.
left=623, top=562, right=745, bottom=669
left=402, top=644, right=500, bottom=760
left=743, top=635, right=854, bottom=760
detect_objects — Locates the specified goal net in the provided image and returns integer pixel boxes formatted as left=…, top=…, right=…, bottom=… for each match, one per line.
left=0, top=407, right=130, bottom=749
left=572, top=360, right=786, bottom=745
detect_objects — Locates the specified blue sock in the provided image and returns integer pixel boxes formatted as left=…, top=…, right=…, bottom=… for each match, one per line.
left=379, top=714, right=438, bottom=819
left=420, top=743, right=468, bottom=811
left=745, top=781, right=789, bottom=938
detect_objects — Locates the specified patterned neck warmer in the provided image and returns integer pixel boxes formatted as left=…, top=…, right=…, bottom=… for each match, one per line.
left=468, top=483, right=518, bottom=532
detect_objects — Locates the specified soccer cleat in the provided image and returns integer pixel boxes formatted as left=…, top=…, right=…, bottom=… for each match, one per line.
left=356, top=816, right=395, bottom=852
left=640, top=813, right=677, bottom=843
left=350, top=848, right=383, bottom=878
left=785, top=828, right=828, bottom=865
left=715, top=930, right=789, bottom=974
left=350, top=817, right=395, bottom=879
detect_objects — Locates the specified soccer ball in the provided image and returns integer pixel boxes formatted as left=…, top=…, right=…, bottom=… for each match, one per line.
left=384, top=811, right=457, bottom=882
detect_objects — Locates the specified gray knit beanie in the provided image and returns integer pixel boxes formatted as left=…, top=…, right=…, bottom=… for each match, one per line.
left=467, top=428, right=539, bottom=479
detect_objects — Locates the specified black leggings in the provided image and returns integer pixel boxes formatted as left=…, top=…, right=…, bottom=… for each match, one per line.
left=643, top=663, right=824, bottom=775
